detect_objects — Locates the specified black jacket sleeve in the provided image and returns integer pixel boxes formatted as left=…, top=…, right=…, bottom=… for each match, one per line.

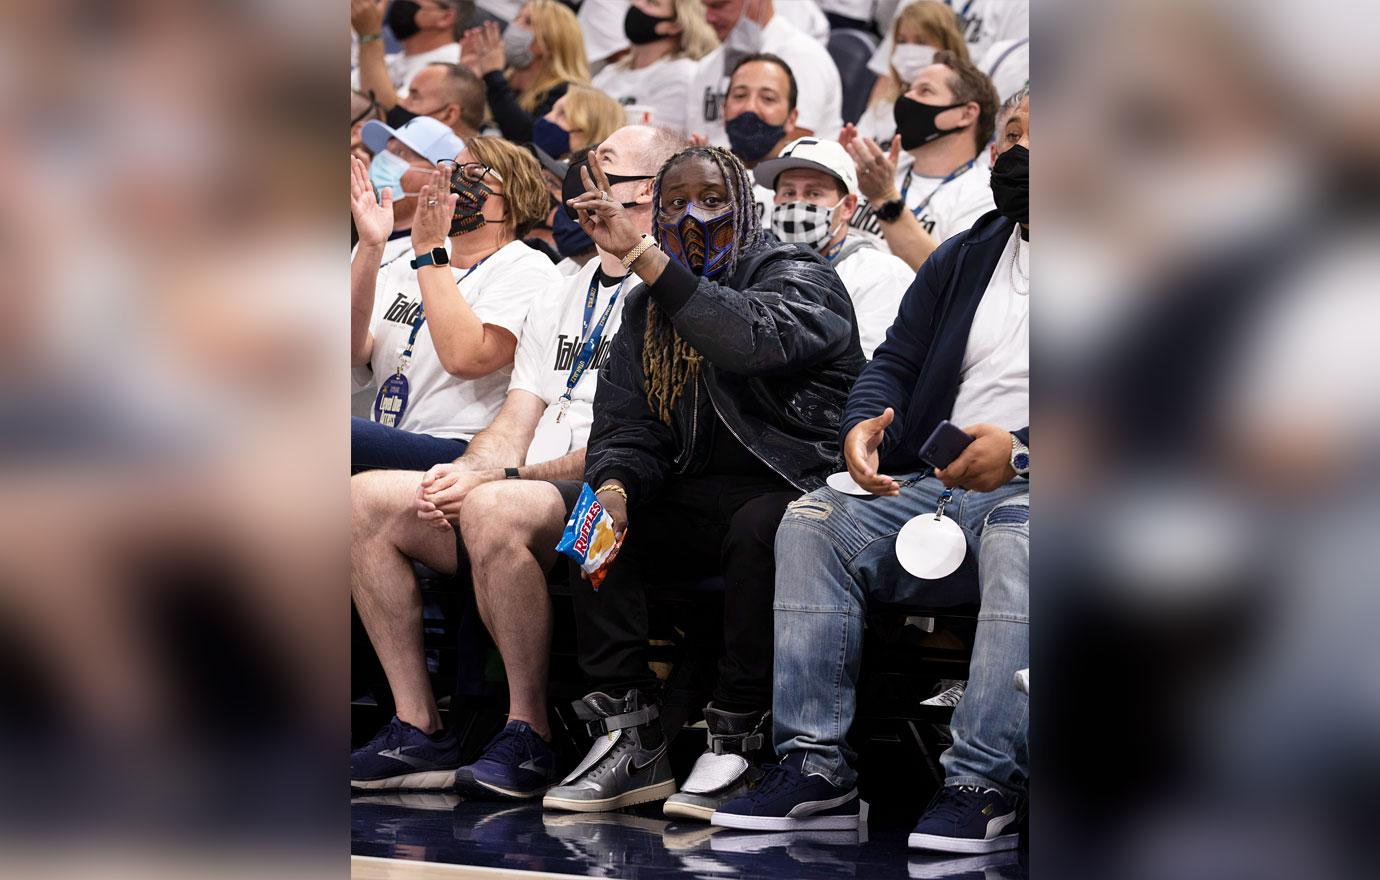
left=583, top=303, right=676, bottom=505
left=483, top=74, right=569, bottom=144
left=647, top=248, right=856, bottom=378
left=840, top=235, right=957, bottom=457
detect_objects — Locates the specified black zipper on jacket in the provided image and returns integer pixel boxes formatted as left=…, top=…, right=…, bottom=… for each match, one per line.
left=701, top=369, right=803, bottom=492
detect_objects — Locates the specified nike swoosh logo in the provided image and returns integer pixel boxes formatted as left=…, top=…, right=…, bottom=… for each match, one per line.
left=628, top=747, right=666, bottom=776
left=378, top=746, right=434, bottom=769
left=518, top=758, right=547, bottom=772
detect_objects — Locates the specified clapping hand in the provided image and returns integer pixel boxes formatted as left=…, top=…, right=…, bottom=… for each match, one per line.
left=840, top=123, right=902, bottom=204
left=461, top=20, right=505, bottom=75
left=350, top=154, right=394, bottom=246
left=411, top=169, right=459, bottom=253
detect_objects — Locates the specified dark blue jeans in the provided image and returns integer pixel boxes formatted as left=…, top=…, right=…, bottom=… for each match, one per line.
left=350, top=417, right=469, bottom=474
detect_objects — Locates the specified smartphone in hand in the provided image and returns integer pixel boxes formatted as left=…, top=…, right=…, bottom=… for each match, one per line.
left=919, top=420, right=975, bottom=471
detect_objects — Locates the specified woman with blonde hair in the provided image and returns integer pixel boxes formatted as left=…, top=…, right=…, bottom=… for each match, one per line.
left=590, top=0, right=718, bottom=131
left=349, top=135, right=560, bottom=471
left=532, top=83, right=629, bottom=160
left=856, top=1, right=970, bottom=143
left=462, top=0, right=591, bottom=144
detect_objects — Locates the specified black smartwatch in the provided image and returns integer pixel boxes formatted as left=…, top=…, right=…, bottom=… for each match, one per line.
left=875, top=198, right=906, bottom=223
left=504, top=467, right=521, bottom=479
left=410, top=246, right=450, bottom=270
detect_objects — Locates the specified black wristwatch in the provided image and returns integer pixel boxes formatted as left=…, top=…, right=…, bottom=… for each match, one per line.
left=875, top=198, right=906, bottom=223
left=410, top=246, right=449, bottom=270
left=504, top=467, right=521, bottom=479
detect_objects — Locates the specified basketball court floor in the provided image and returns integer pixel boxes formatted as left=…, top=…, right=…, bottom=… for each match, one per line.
left=351, top=793, right=1027, bottom=879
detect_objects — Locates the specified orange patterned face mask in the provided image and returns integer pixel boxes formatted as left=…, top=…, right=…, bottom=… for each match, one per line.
left=658, top=204, right=736, bottom=279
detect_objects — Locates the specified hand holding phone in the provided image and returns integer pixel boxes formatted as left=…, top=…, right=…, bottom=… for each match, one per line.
left=918, top=420, right=975, bottom=471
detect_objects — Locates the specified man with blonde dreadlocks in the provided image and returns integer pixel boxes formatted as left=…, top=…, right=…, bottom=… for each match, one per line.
left=542, top=144, right=865, bottom=819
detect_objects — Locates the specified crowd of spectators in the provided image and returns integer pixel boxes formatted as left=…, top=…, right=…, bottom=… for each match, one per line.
left=350, top=0, right=1029, bottom=860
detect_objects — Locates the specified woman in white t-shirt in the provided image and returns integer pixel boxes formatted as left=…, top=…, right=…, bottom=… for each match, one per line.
left=856, top=1, right=970, bottom=144
left=589, top=0, right=719, bottom=132
left=349, top=136, right=560, bottom=472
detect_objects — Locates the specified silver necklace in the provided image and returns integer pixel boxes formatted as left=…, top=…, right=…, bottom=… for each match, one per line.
left=1009, top=231, right=1029, bottom=296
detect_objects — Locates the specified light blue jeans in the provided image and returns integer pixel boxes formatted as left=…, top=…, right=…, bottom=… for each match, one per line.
left=772, top=472, right=1029, bottom=798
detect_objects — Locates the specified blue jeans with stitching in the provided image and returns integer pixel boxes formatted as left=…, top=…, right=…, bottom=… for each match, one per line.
left=771, top=472, right=1030, bottom=798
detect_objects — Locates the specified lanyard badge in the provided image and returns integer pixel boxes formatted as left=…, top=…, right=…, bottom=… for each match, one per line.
left=895, top=486, right=966, bottom=579
left=372, top=257, right=487, bottom=428
left=556, top=271, right=626, bottom=423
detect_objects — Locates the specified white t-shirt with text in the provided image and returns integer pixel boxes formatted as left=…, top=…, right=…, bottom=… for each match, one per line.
left=364, top=239, right=558, bottom=439
left=508, top=258, right=630, bottom=461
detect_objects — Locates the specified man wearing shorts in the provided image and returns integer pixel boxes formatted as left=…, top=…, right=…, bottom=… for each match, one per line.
left=349, top=124, right=687, bottom=793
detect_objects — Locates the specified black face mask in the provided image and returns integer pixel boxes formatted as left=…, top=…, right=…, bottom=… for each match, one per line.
left=560, top=159, right=652, bottom=220
left=990, top=144, right=1029, bottom=226
left=893, top=95, right=967, bottom=151
left=624, top=5, right=675, bottom=45
left=725, top=111, right=786, bottom=164
left=386, top=0, right=422, bottom=41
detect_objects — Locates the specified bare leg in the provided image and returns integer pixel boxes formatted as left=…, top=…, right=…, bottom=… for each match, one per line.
left=350, top=469, right=458, bottom=734
left=459, top=480, right=566, bottom=740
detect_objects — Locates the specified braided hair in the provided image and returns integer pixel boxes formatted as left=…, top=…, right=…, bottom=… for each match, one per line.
left=642, top=146, right=767, bottom=424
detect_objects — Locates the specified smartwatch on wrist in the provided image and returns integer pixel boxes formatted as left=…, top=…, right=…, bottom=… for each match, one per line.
left=504, top=467, right=521, bottom=480
left=875, top=198, right=905, bottom=223
left=410, top=247, right=449, bottom=270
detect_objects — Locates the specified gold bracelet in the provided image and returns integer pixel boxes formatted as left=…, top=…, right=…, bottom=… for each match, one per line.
left=620, top=234, right=655, bottom=271
left=359, top=32, right=383, bottom=45
left=595, top=483, right=628, bottom=504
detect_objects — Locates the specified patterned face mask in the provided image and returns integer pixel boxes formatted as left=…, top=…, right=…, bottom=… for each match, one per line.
left=770, top=198, right=845, bottom=251
left=658, top=203, right=736, bottom=279
left=447, top=164, right=496, bottom=236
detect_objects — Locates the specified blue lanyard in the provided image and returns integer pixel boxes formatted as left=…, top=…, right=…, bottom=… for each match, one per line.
left=394, top=256, right=488, bottom=374
left=953, top=0, right=976, bottom=22
left=559, top=270, right=626, bottom=411
left=899, top=159, right=977, bottom=219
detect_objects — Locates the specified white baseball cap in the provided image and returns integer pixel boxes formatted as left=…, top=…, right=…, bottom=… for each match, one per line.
left=361, top=116, right=464, bottom=165
left=753, top=137, right=859, bottom=197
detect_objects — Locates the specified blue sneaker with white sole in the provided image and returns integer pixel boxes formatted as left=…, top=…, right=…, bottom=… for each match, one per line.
left=907, top=785, right=1019, bottom=853
left=711, top=752, right=868, bottom=831
left=454, top=720, right=561, bottom=800
left=350, top=716, right=460, bottom=790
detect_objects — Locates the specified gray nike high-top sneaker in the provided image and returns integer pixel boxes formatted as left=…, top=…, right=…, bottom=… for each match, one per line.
left=663, top=703, right=770, bottom=821
left=542, top=689, right=676, bottom=812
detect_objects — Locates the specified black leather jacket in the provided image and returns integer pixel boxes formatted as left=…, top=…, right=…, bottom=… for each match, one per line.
left=585, top=241, right=866, bottom=504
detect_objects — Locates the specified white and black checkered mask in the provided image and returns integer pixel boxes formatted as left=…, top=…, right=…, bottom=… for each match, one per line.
left=770, top=200, right=841, bottom=251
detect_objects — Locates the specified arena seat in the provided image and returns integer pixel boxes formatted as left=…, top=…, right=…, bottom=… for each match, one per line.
left=827, top=28, right=881, bottom=125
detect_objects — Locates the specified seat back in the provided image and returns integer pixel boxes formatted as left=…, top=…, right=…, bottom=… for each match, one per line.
left=827, top=28, right=881, bottom=125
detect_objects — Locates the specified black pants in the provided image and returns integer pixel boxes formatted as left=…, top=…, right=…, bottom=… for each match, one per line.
left=569, top=474, right=799, bottom=713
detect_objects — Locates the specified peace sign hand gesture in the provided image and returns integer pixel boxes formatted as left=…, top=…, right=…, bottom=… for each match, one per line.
left=563, top=151, right=644, bottom=259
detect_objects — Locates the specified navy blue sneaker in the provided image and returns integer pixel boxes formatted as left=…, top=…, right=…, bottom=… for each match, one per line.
left=350, top=716, right=460, bottom=790
left=908, top=785, right=1019, bottom=853
left=710, top=752, right=868, bottom=831
left=454, top=721, right=561, bottom=800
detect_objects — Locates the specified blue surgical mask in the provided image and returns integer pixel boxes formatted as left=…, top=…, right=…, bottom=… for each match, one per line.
left=552, top=207, right=595, bottom=258
left=532, top=116, right=572, bottom=160
left=369, top=150, right=413, bottom=200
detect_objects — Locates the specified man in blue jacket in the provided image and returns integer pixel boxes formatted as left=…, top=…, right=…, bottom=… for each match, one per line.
left=712, top=88, right=1031, bottom=854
